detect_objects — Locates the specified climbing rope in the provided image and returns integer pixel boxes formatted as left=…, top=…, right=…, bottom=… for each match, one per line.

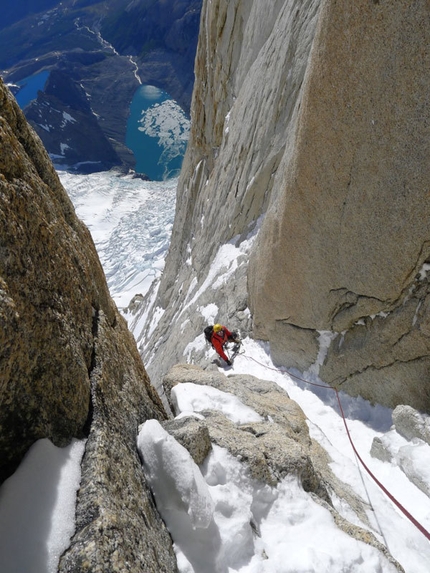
left=243, top=354, right=430, bottom=542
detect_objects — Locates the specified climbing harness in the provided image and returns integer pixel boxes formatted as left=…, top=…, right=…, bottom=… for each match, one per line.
left=226, top=340, right=244, bottom=362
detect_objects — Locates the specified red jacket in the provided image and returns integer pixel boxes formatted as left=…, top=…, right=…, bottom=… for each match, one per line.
left=211, top=327, right=233, bottom=362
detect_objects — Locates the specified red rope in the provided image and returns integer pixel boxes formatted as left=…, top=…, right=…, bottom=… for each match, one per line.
left=335, top=389, right=430, bottom=542
left=244, top=354, right=430, bottom=542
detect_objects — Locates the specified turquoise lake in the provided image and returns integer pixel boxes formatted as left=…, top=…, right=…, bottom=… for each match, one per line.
left=15, top=70, right=50, bottom=108
left=15, top=75, right=189, bottom=180
left=126, top=84, right=190, bottom=181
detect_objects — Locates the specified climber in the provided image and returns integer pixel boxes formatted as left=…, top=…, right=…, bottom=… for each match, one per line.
left=204, top=323, right=240, bottom=366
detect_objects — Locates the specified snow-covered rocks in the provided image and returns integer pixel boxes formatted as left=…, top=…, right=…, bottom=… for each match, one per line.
left=371, top=405, right=430, bottom=498
left=392, top=405, right=430, bottom=445
left=138, top=420, right=222, bottom=573
left=141, top=363, right=404, bottom=572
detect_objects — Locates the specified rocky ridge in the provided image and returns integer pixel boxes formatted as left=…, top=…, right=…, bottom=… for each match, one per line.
left=0, top=77, right=177, bottom=570
left=136, top=0, right=430, bottom=413
left=161, top=363, right=404, bottom=572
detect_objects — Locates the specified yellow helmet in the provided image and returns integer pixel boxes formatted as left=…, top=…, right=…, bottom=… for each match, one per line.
left=213, top=324, right=223, bottom=333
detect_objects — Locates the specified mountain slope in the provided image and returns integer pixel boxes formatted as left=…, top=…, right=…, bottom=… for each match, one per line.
left=137, top=0, right=430, bottom=413
left=0, top=77, right=178, bottom=570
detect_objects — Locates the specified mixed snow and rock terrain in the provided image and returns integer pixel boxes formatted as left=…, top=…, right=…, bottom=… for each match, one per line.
left=1, top=0, right=430, bottom=572
left=140, top=0, right=430, bottom=413
left=0, top=77, right=177, bottom=571
left=2, top=164, right=430, bottom=572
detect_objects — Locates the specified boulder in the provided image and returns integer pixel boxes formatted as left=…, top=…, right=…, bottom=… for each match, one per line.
left=370, top=437, right=393, bottom=464
left=392, top=405, right=430, bottom=445
left=163, top=415, right=212, bottom=466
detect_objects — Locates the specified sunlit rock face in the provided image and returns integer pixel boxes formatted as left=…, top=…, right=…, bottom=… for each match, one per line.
left=143, top=0, right=430, bottom=412
left=0, top=76, right=114, bottom=481
left=0, top=78, right=178, bottom=571
left=248, top=0, right=430, bottom=411
left=139, top=0, right=322, bottom=390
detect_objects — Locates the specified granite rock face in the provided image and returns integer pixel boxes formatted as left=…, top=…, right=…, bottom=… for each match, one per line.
left=248, top=0, right=430, bottom=410
left=0, top=76, right=111, bottom=481
left=138, top=0, right=321, bottom=393
left=58, top=314, right=178, bottom=573
left=139, top=0, right=430, bottom=412
left=0, top=78, right=178, bottom=571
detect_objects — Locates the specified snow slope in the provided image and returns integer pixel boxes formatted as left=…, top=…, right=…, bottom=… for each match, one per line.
left=58, top=170, right=177, bottom=308
left=0, top=171, right=429, bottom=573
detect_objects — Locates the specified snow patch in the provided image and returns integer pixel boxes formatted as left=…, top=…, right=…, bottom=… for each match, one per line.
left=306, top=330, right=337, bottom=376
left=179, top=233, right=257, bottom=318
left=147, top=306, right=165, bottom=338
left=198, top=303, right=218, bottom=323
left=61, top=112, right=76, bottom=126
left=138, top=420, right=214, bottom=529
left=172, top=382, right=264, bottom=424
left=183, top=333, right=208, bottom=362
left=0, top=438, right=85, bottom=573
left=417, top=263, right=430, bottom=281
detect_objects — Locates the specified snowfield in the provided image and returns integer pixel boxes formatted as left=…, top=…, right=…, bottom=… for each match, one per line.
left=0, top=171, right=429, bottom=573
left=58, top=170, right=177, bottom=308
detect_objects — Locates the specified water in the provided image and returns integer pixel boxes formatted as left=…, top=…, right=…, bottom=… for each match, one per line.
left=15, top=71, right=50, bottom=108
left=13, top=75, right=189, bottom=181
left=126, top=85, right=190, bottom=180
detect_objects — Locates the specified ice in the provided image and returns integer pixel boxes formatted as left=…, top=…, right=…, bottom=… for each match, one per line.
left=59, top=170, right=177, bottom=308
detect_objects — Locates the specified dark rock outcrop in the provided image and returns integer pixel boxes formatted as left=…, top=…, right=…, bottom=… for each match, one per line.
left=25, top=68, right=125, bottom=173
left=0, top=77, right=178, bottom=570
